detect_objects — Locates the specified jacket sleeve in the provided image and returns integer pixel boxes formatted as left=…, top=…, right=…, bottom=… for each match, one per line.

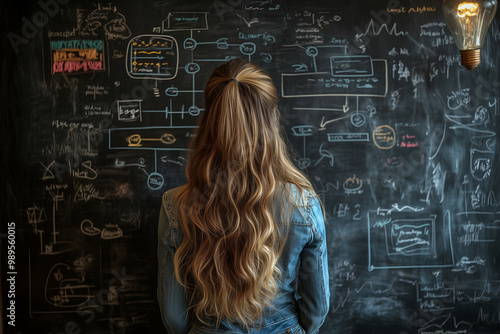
left=157, top=196, right=190, bottom=334
left=297, top=195, right=330, bottom=334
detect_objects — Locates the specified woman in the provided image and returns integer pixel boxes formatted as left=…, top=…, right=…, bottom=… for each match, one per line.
left=158, top=58, right=329, bottom=334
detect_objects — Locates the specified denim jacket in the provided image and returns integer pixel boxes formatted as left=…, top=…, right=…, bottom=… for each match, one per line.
left=157, top=185, right=330, bottom=334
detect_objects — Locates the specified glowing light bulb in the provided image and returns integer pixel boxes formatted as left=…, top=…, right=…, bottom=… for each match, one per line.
left=442, top=0, right=497, bottom=70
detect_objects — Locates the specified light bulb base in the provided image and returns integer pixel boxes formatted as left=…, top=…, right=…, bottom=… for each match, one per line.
left=460, top=49, right=481, bottom=71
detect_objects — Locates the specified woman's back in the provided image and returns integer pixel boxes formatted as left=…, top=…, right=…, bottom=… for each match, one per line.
left=157, top=59, right=330, bottom=334
left=158, top=184, right=329, bottom=334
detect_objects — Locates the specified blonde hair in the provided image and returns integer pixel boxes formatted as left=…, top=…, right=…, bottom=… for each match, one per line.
left=172, top=58, right=315, bottom=328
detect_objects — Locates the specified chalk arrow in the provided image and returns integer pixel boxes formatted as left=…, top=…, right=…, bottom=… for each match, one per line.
left=319, top=115, right=350, bottom=130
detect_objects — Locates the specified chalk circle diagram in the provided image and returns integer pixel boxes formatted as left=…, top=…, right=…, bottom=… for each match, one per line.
left=188, top=105, right=201, bottom=117
left=351, top=112, right=366, bottom=127
left=239, top=42, right=256, bottom=56
left=306, top=46, right=319, bottom=57
left=185, top=62, right=200, bottom=74
left=373, top=125, right=396, bottom=149
left=148, top=172, right=165, bottom=190
left=184, top=37, right=197, bottom=50
left=126, top=35, right=179, bottom=80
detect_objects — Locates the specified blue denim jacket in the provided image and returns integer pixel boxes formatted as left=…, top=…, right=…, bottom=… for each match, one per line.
left=157, top=185, right=330, bottom=334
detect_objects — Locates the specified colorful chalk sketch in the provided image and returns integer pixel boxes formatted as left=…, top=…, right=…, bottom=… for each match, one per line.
left=51, top=40, right=105, bottom=75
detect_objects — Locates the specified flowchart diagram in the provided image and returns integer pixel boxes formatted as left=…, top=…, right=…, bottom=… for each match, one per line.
left=110, top=12, right=273, bottom=190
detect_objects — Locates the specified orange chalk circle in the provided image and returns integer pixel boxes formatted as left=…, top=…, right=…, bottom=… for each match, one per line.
left=160, top=133, right=176, bottom=144
left=372, top=125, right=396, bottom=149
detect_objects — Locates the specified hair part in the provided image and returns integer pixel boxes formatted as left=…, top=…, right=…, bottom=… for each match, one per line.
left=172, top=58, right=316, bottom=328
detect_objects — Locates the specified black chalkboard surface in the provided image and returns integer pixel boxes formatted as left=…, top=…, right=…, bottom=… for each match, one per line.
left=2, top=0, right=500, bottom=333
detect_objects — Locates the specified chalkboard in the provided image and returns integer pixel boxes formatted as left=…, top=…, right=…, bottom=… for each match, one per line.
left=2, top=0, right=500, bottom=333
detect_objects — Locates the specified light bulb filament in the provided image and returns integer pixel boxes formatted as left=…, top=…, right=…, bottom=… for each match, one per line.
left=457, top=3, right=479, bottom=17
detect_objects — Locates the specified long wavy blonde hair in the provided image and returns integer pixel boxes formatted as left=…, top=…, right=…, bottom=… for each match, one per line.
left=172, top=58, right=315, bottom=328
